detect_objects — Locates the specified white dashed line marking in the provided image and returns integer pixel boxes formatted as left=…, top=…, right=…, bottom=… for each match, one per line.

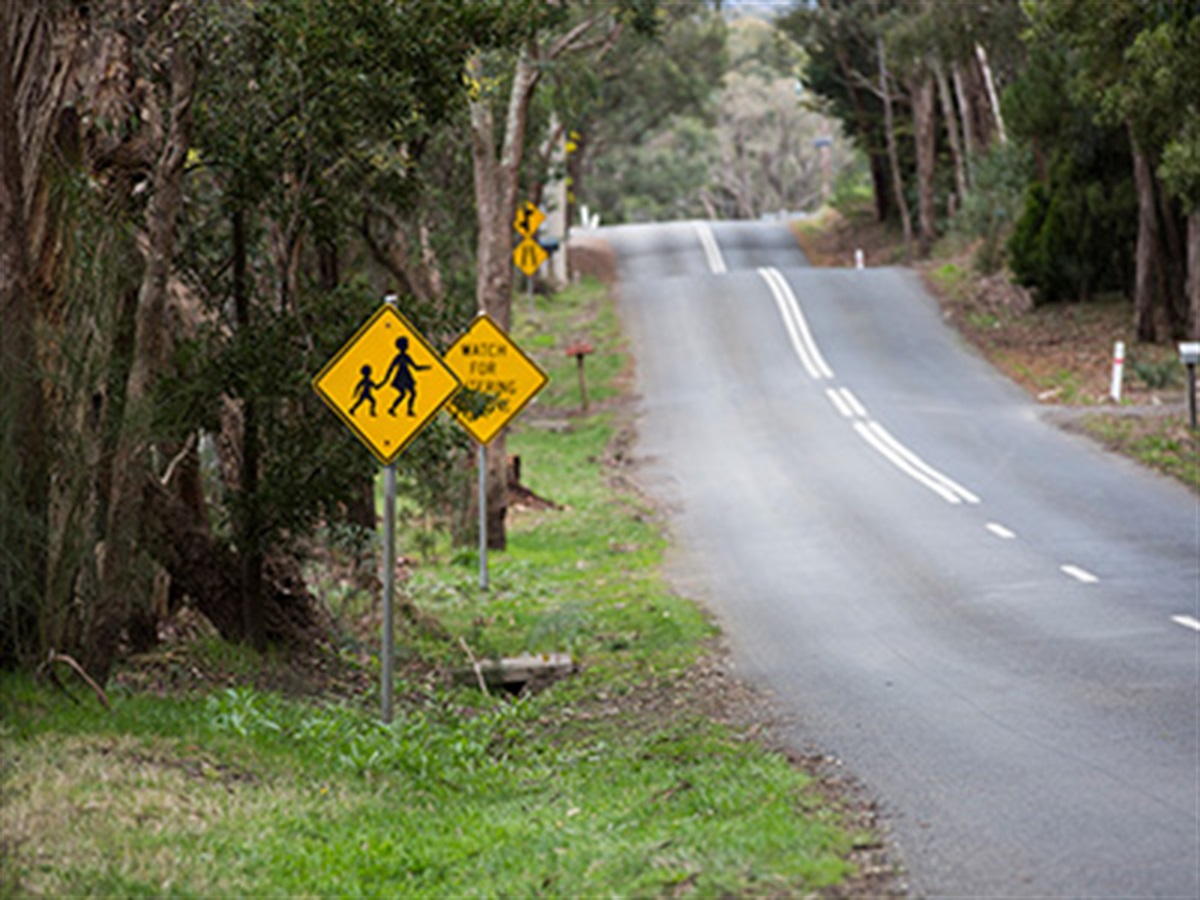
left=826, top=388, right=854, bottom=418
left=1171, top=615, right=1200, bottom=632
left=986, top=523, right=1017, bottom=540
left=1060, top=564, right=1100, bottom=584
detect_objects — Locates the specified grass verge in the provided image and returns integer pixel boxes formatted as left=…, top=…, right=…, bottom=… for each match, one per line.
left=1, top=277, right=893, bottom=898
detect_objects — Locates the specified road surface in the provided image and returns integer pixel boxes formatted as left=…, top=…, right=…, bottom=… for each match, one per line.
left=604, top=220, right=1200, bottom=898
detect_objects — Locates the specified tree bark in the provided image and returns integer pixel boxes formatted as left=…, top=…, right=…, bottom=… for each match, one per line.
left=232, top=205, right=266, bottom=653
left=974, top=43, right=1006, bottom=146
left=877, top=34, right=913, bottom=263
left=1130, top=130, right=1162, bottom=343
left=952, top=62, right=978, bottom=170
left=468, top=46, right=539, bottom=551
left=88, top=26, right=195, bottom=683
left=933, top=57, right=968, bottom=201
left=1189, top=212, right=1200, bottom=339
left=0, top=0, right=49, bottom=666
left=912, top=72, right=937, bottom=258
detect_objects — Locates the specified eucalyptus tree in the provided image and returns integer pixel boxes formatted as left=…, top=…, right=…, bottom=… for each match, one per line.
left=466, top=0, right=659, bottom=550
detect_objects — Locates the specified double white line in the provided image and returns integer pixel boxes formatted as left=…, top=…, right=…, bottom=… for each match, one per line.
left=758, top=266, right=833, bottom=380
left=694, top=222, right=727, bottom=275
left=758, top=266, right=979, bottom=506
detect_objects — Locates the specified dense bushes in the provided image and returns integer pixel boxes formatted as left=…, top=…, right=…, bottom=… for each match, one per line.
left=1008, top=155, right=1136, bottom=305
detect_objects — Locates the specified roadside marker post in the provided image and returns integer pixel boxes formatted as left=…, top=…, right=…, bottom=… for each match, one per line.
left=312, top=295, right=461, bottom=723
left=445, top=313, right=549, bottom=591
left=1110, top=340, right=1125, bottom=403
left=1180, top=342, right=1199, bottom=429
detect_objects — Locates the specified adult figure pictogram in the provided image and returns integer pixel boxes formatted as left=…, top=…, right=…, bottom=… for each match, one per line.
left=382, top=336, right=429, bottom=417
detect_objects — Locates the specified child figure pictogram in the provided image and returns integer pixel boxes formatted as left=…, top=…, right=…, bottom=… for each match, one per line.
left=381, top=336, right=429, bottom=417
left=349, top=364, right=378, bottom=416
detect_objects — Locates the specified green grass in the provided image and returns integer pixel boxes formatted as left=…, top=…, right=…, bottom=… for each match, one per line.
left=1, top=276, right=866, bottom=897
left=1079, top=413, right=1200, bottom=491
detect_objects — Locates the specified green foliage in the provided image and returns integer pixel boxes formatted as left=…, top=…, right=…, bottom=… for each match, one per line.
left=1129, top=355, right=1180, bottom=390
left=1008, top=155, right=1136, bottom=305
left=951, top=143, right=1034, bottom=273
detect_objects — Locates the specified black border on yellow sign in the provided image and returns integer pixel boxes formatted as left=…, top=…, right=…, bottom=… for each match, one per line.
left=444, top=312, right=549, bottom=446
left=312, top=303, right=461, bottom=466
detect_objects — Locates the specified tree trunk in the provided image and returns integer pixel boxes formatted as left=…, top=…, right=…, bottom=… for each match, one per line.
left=912, top=72, right=937, bottom=259
left=1188, top=212, right=1200, bottom=339
left=952, top=61, right=979, bottom=170
left=468, top=46, right=539, bottom=551
left=232, top=205, right=266, bottom=652
left=143, top=478, right=325, bottom=648
left=0, top=1, right=49, bottom=666
left=877, top=34, right=913, bottom=263
left=1130, top=130, right=1162, bottom=343
left=88, top=29, right=195, bottom=683
left=933, top=57, right=967, bottom=200
left=974, top=43, right=1006, bottom=146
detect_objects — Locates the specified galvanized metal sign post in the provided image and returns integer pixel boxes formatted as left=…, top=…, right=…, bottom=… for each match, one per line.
left=312, top=296, right=461, bottom=723
left=445, top=313, right=549, bottom=590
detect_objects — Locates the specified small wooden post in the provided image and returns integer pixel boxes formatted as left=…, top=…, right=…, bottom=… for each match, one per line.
left=565, top=340, right=594, bottom=413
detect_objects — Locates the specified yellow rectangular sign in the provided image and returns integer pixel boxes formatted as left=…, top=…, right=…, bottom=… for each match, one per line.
left=445, top=313, right=548, bottom=445
left=312, top=304, right=460, bottom=465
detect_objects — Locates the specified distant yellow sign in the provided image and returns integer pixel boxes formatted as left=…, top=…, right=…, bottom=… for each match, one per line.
left=513, top=200, right=545, bottom=238
left=513, top=238, right=548, bottom=277
left=444, top=313, right=548, bottom=445
left=312, top=304, right=460, bottom=465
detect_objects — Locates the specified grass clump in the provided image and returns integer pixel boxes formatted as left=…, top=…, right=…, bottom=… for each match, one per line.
left=1, top=275, right=876, bottom=897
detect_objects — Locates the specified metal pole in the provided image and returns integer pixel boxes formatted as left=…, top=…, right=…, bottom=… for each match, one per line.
left=1187, top=363, right=1197, bottom=430
left=382, top=463, right=396, bottom=723
left=478, top=442, right=488, bottom=591
left=381, top=292, right=398, bottom=724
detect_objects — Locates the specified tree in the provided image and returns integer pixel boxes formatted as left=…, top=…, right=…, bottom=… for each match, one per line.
left=1027, top=0, right=1195, bottom=340
left=467, top=2, right=654, bottom=550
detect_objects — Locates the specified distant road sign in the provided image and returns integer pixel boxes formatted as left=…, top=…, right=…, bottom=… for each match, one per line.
left=445, top=313, right=548, bottom=445
left=513, top=200, right=545, bottom=238
left=513, top=238, right=548, bottom=277
left=312, top=304, right=460, bottom=465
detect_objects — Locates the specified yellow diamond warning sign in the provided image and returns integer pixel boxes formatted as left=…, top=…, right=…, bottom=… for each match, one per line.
left=513, top=238, right=548, bottom=277
left=312, top=304, right=460, bottom=465
left=445, top=313, right=548, bottom=445
left=513, top=200, right=545, bottom=238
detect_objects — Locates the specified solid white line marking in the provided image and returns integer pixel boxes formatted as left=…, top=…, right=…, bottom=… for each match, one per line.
left=1170, top=615, right=1200, bottom=632
left=694, top=222, right=727, bottom=274
left=758, top=266, right=833, bottom=380
left=1061, top=564, right=1100, bottom=584
left=854, top=421, right=963, bottom=504
left=838, top=387, right=867, bottom=418
left=826, top=388, right=854, bottom=418
left=864, top=421, right=981, bottom=504
left=986, top=523, right=1017, bottom=540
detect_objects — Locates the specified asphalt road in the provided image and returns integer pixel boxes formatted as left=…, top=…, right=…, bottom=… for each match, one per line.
left=604, top=220, right=1200, bottom=899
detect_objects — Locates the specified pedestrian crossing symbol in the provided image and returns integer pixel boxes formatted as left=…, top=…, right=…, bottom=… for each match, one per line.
left=312, top=304, right=460, bottom=465
left=445, top=313, right=548, bottom=445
